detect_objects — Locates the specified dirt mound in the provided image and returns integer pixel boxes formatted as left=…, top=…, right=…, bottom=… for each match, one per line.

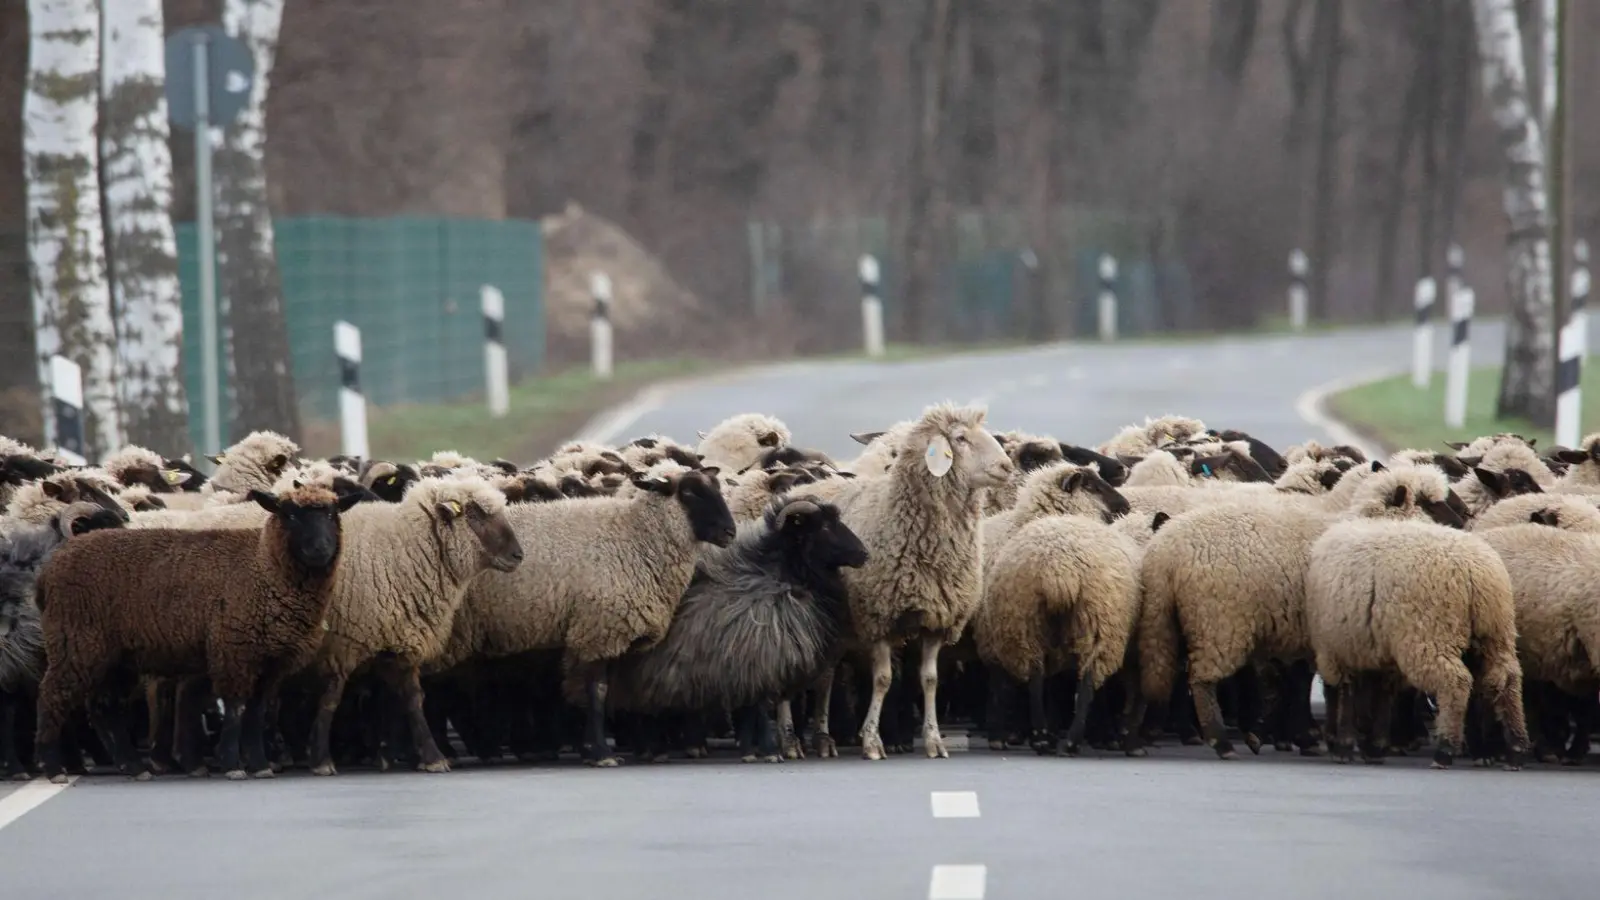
left=541, top=202, right=706, bottom=365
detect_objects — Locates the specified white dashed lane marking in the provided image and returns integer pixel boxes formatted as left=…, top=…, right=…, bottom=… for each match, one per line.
left=0, top=777, right=76, bottom=832
left=928, top=864, right=987, bottom=900
left=930, top=790, right=980, bottom=818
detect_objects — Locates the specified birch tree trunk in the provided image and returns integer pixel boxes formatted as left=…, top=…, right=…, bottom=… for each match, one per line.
left=24, top=0, right=123, bottom=459
left=1472, top=0, right=1556, bottom=425
left=102, top=0, right=190, bottom=454
left=216, top=0, right=301, bottom=442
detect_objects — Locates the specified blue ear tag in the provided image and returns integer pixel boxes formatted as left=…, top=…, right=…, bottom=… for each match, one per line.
left=1201, top=464, right=1213, bottom=478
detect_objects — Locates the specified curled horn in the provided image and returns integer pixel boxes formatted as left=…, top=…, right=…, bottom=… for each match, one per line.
left=362, top=460, right=399, bottom=486
left=778, top=499, right=821, bottom=527
left=56, top=501, right=106, bottom=539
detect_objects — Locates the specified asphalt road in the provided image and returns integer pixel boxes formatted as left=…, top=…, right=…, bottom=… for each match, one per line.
left=5, top=321, right=1599, bottom=900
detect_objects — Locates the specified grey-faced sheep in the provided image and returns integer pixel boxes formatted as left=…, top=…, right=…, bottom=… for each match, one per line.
left=438, top=467, right=736, bottom=765
left=811, top=403, right=1014, bottom=760
left=1097, top=415, right=1208, bottom=459
left=34, top=480, right=362, bottom=782
left=597, top=496, right=868, bottom=762
left=206, top=430, right=299, bottom=495
left=102, top=445, right=193, bottom=495
left=1307, top=493, right=1525, bottom=769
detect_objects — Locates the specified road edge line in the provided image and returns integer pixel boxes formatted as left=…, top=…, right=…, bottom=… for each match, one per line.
left=1294, top=367, right=1399, bottom=461
left=0, top=776, right=77, bottom=832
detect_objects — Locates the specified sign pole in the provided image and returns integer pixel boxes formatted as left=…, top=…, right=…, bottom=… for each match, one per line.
left=193, top=32, right=221, bottom=460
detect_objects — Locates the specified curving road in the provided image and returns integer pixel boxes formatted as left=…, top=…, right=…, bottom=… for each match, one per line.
left=5, top=321, right=1599, bottom=900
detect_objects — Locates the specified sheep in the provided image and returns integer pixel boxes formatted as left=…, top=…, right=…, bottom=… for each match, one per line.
left=1136, top=465, right=1456, bottom=759
left=437, top=467, right=736, bottom=766
left=596, top=496, right=868, bottom=762
left=34, top=480, right=362, bottom=781
left=808, top=403, right=1014, bottom=760
left=1476, top=520, right=1600, bottom=764
left=841, top=421, right=914, bottom=476
left=101, top=445, right=192, bottom=494
left=359, top=460, right=420, bottom=502
left=619, top=435, right=702, bottom=471
left=972, top=463, right=1137, bottom=754
left=206, top=430, right=299, bottom=494
left=722, top=467, right=820, bottom=521
left=1207, top=429, right=1289, bottom=478
left=0, top=451, right=61, bottom=509
left=0, top=503, right=125, bottom=778
left=300, top=475, right=523, bottom=776
left=1285, top=440, right=1368, bottom=467
left=696, top=413, right=791, bottom=473
left=1473, top=494, right=1600, bottom=533
left=1097, top=415, right=1208, bottom=459
left=1447, top=432, right=1537, bottom=458
left=4, top=471, right=131, bottom=532
left=984, top=432, right=1070, bottom=512
left=1307, top=496, right=1526, bottom=769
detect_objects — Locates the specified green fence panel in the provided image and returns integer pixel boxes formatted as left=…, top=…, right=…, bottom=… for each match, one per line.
left=176, top=215, right=545, bottom=444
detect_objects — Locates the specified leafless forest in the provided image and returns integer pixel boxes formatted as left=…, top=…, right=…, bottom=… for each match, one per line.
left=1, top=0, right=1595, bottom=441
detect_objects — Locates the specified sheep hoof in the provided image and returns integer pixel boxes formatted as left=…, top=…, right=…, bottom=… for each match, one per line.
left=224, top=769, right=248, bottom=781
left=586, top=756, right=620, bottom=768
left=1561, top=756, right=1584, bottom=767
left=1217, top=750, right=1238, bottom=761
left=987, top=740, right=1006, bottom=752
left=146, top=760, right=170, bottom=776
left=418, top=759, right=451, bottom=773
left=1540, top=752, right=1563, bottom=765
left=132, top=771, right=154, bottom=782
left=740, top=754, right=758, bottom=764
left=649, top=753, right=670, bottom=764
left=1473, top=758, right=1494, bottom=768
left=310, top=763, right=338, bottom=777
left=11, top=771, right=34, bottom=782
left=861, top=735, right=886, bottom=761
left=250, top=768, right=275, bottom=779
left=1182, top=736, right=1204, bottom=746
left=761, top=754, right=782, bottom=764
left=1243, top=733, right=1263, bottom=755
left=1430, top=749, right=1454, bottom=769
left=1274, top=741, right=1293, bottom=752
left=1125, top=746, right=1148, bottom=758
left=186, top=767, right=209, bottom=779
left=924, top=734, right=949, bottom=759
left=1298, top=745, right=1324, bottom=757
left=48, top=773, right=70, bottom=785
left=782, top=741, right=805, bottom=761
left=814, top=733, right=838, bottom=759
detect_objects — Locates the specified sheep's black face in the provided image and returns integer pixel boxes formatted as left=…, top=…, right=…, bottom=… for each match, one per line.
left=465, top=503, right=524, bottom=572
left=163, top=456, right=208, bottom=491
left=0, top=454, right=62, bottom=486
left=367, top=463, right=420, bottom=502
left=780, top=502, right=868, bottom=570
left=72, top=479, right=131, bottom=523
left=280, top=501, right=344, bottom=574
left=58, top=506, right=125, bottom=536
left=1013, top=441, right=1064, bottom=474
left=1060, top=444, right=1128, bottom=487
left=676, top=469, right=737, bottom=547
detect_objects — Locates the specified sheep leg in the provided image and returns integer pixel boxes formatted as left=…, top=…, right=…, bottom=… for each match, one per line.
left=1481, top=667, right=1529, bottom=771
left=1120, top=673, right=1149, bottom=757
left=1059, top=676, right=1095, bottom=757
left=1563, top=692, right=1596, bottom=766
left=1232, top=665, right=1264, bottom=755
left=172, top=679, right=210, bottom=776
left=35, top=660, right=96, bottom=783
left=1285, top=661, right=1322, bottom=755
left=1359, top=675, right=1397, bottom=764
left=378, top=662, right=449, bottom=773
left=144, top=679, right=177, bottom=774
left=1409, top=654, right=1473, bottom=769
left=757, top=697, right=781, bottom=762
left=0, top=691, right=22, bottom=779
left=1027, top=670, right=1052, bottom=754
left=1189, top=677, right=1236, bottom=759
left=581, top=661, right=617, bottom=767
left=915, top=634, right=947, bottom=759
left=86, top=689, right=148, bottom=780
left=858, top=641, right=893, bottom=761
left=776, top=698, right=804, bottom=759
left=238, top=676, right=281, bottom=779
left=215, top=696, right=249, bottom=780
left=308, top=670, right=351, bottom=776
left=1327, top=681, right=1358, bottom=763
left=808, top=667, right=838, bottom=758
left=984, top=667, right=1013, bottom=751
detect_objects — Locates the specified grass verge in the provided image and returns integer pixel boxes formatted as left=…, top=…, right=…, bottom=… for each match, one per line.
left=1327, top=365, right=1600, bottom=453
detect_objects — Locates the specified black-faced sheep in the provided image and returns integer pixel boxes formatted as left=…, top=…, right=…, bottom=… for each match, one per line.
left=34, top=481, right=361, bottom=781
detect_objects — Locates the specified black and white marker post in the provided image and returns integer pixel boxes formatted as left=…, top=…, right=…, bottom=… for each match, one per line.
left=1411, top=275, right=1437, bottom=389
left=860, top=254, right=884, bottom=357
left=481, top=285, right=509, bottom=418
left=1444, top=283, right=1475, bottom=429
left=1557, top=239, right=1590, bottom=448
left=590, top=271, right=614, bottom=380
left=1097, top=253, right=1118, bottom=342
left=1288, top=249, right=1309, bottom=332
left=334, top=320, right=369, bottom=459
left=48, top=355, right=87, bottom=466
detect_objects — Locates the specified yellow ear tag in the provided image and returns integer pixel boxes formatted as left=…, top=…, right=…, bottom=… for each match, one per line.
left=163, top=470, right=184, bottom=484
left=386, top=476, right=396, bottom=485
left=925, top=436, right=953, bottom=478
left=447, top=501, right=462, bottom=515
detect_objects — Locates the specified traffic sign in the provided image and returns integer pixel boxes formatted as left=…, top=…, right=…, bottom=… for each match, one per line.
left=164, top=25, right=254, bottom=130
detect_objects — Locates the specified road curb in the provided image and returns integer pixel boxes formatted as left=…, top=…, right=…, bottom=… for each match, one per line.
left=1294, top=367, right=1401, bottom=460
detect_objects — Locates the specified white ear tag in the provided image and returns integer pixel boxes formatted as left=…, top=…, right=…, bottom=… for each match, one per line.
left=925, top=435, right=954, bottom=477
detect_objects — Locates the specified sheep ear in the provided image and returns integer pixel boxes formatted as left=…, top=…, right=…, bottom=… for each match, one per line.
left=249, top=490, right=281, bottom=514
left=1386, top=485, right=1410, bottom=508
left=1444, top=441, right=1470, bottom=451
left=207, top=453, right=225, bottom=465
left=924, top=435, right=954, bottom=478
left=850, top=431, right=886, bottom=446
left=1060, top=472, right=1083, bottom=492
left=1369, top=460, right=1387, bottom=472
left=267, top=454, right=290, bottom=475
left=436, top=499, right=463, bottom=521
left=1473, top=467, right=1508, bottom=498
left=630, top=473, right=674, bottom=495
left=1456, top=455, right=1483, bottom=469
left=1531, top=509, right=1560, bottom=527
left=1151, top=511, right=1171, bottom=533
left=1117, top=455, right=1143, bottom=468
left=758, top=431, right=781, bottom=448
left=1318, top=468, right=1344, bottom=491
left=491, top=458, right=518, bottom=475
left=1555, top=449, right=1590, bottom=464
left=1191, top=455, right=1228, bottom=478
left=699, top=466, right=721, bottom=480
left=336, top=492, right=363, bottom=513
left=696, top=430, right=709, bottom=440
left=1523, top=438, right=1537, bottom=448
left=40, top=480, right=66, bottom=500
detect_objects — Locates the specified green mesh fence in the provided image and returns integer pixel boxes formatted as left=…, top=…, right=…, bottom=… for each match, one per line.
left=747, top=206, right=1186, bottom=345
left=176, top=216, right=543, bottom=445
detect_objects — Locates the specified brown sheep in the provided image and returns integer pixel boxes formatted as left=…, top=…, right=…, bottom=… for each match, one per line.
left=34, top=481, right=361, bottom=782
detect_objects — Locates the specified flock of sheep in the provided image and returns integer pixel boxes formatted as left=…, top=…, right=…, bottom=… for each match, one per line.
left=0, top=403, right=1597, bottom=785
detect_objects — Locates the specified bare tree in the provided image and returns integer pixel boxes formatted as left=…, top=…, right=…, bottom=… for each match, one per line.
left=24, top=0, right=122, bottom=459
left=1307, top=0, right=1344, bottom=321
left=897, top=0, right=958, bottom=342
left=216, top=0, right=300, bottom=441
left=102, top=0, right=189, bottom=454
left=1472, top=0, right=1556, bottom=424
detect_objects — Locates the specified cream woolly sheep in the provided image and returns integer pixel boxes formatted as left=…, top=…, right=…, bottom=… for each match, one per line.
left=1284, top=439, right=1368, bottom=467
left=1136, top=465, right=1459, bottom=759
left=1307, top=510, right=1526, bottom=769
left=1097, top=414, right=1208, bottom=459
left=1445, top=441, right=1555, bottom=516
left=102, top=446, right=192, bottom=494
left=438, top=467, right=735, bottom=766
left=206, top=430, right=299, bottom=494
left=619, top=435, right=703, bottom=471
left=841, top=421, right=914, bottom=476
left=696, top=413, right=791, bottom=473
left=301, top=475, right=522, bottom=776
left=808, top=403, right=1013, bottom=760
left=973, top=465, right=1137, bottom=755
left=1472, top=494, right=1600, bottom=533
left=1447, top=432, right=1537, bottom=458
left=4, top=471, right=130, bottom=532
left=1551, top=432, right=1600, bottom=493
left=722, top=467, right=821, bottom=521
